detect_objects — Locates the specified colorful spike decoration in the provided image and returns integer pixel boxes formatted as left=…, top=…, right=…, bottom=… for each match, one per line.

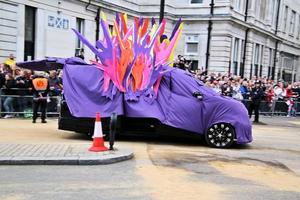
left=72, top=13, right=183, bottom=100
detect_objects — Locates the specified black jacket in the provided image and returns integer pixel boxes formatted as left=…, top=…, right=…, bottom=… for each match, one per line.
left=3, top=79, right=17, bottom=95
left=0, top=73, right=5, bottom=89
left=250, top=87, right=264, bottom=104
left=15, top=76, right=30, bottom=95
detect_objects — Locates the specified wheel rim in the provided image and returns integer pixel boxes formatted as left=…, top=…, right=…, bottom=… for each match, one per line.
left=207, top=123, right=234, bottom=147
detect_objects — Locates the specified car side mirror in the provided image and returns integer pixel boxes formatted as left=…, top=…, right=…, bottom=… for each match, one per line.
left=193, top=91, right=203, bottom=100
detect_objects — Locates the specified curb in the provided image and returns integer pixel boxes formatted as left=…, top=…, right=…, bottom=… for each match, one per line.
left=0, top=150, right=134, bottom=165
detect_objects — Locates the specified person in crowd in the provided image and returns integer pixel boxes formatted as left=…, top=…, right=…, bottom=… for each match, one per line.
left=31, top=72, right=50, bottom=123
left=4, top=54, right=17, bottom=77
left=15, top=70, right=31, bottom=114
left=4, top=54, right=16, bottom=69
left=75, top=48, right=85, bottom=60
left=240, top=80, right=250, bottom=108
left=47, top=70, right=63, bottom=112
left=2, top=73, right=16, bottom=118
left=292, top=82, right=300, bottom=114
left=173, top=55, right=182, bottom=68
left=221, top=82, right=233, bottom=97
left=178, top=56, right=187, bottom=70
left=48, top=71, right=62, bottom=96
left=211, top=80, right=221, bottom=94
left=58, top=70, right=63, bottom=86
left=285, top=84, right=298, bottom=117
left=273, top=81, right=287, bottom=113
left=231, top=79, right=243, bottom=100
left=248, top=80, right=264, bottom=123
left=0, top=64, right=6, bottom=89
left=265, top=86, right=274, bottom=113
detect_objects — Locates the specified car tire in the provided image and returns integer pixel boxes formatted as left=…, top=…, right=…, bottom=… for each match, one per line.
left=205, top=123, right=235, bottom=148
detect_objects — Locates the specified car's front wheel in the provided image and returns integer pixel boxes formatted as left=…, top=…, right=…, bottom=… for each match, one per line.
left=205, top=123, right=235, bottom=148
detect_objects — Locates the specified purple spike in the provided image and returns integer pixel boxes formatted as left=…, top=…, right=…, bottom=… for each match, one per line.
left=116, top=12, right=120, bottom=26
left=151, top=17, right=156, bottom=26
left=160, top=34, right=168, bottom=43
left=72, top=28, right=102, bottom=60
left=170, top=18, right=181, bottom=41
left=139, top=17, right=144, bottom=27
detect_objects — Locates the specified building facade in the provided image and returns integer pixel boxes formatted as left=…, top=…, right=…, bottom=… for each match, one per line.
left=0, top=0, right=299, bottom=81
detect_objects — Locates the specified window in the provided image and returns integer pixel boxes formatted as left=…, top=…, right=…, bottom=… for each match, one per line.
left=75, top=18, right=85, bottom=56
left=24, top=6, right=36, bottom=61
left=239, top=40, right=245, bottom=77
left=233, top=0, right=242, bottom=11
left=233, top=38, right=239, bottom=75
left=254, top=44, right=259, bottom=77
left=231, top=38, right=244, bottom=76
left=289, top=10, right=296, bottom=35
left=185, top=35, right=199, bottom=54
left=271, top=0, right=279, bottom=28
left=259, top=0, right=267, bottom=20
left=283, top=6, right=288, bottom=32
left=255, top=0, right=267, bottom=20
left=259, top=45, right=264, bottom=77
left=255, top=0, right=260, bottom=18
left=191, top=0, right=203, bottom=3
left=186, top=60, right=199, bottom=70
left=298, top=15, right=300, bottom=38
left=268, top=48, right=274, bottom=78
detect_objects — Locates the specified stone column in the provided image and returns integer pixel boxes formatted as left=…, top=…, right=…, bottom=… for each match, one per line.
left=16, top=4, right=25, bottom=62
left=35, top=8, right=45, bottom=59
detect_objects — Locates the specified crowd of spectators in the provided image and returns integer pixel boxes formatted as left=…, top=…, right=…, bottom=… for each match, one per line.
left=1, top=54, right=300, bottom=118
left=0, top=54, right=63, bottom=118
left=174, top=55, right=300, bottom=117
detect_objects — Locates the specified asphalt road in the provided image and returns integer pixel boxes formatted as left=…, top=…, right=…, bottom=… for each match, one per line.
left=0, top=116, right=300, bottom=200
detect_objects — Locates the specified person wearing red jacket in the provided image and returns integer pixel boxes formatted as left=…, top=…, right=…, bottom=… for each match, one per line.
left=286, top=84, right=297, bottom=117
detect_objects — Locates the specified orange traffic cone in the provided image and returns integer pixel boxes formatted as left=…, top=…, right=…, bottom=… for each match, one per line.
left=89, top=112, right=108, bottom=152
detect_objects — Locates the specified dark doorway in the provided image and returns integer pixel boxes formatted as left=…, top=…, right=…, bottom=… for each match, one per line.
left=24, top=6, right=36, bottom=61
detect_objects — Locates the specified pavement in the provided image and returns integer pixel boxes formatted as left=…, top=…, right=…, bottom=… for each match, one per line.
left=0, top=117, right=300, bottom=200
left=0, top=119, right=133, bottom=165
left=0, top=143, right=133, bottom=165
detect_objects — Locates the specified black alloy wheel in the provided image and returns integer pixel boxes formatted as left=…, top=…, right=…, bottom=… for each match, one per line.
left=205, top=123, right=235, bottom=148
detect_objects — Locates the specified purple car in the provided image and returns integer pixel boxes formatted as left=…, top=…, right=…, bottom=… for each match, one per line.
left=17, top=14, right=252, bottom=148
left=17, top=57, right=252, bottom=148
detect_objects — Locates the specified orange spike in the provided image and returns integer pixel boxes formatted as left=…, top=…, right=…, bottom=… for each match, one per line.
left=118, top=40, right=133, bottom=85
left=131, top=54, right=144, bottom=90
left=140, top=18, right=149, bottom=38
left=114, top=20, right=124, bottom=48
left=121, top=13, right=128, bottom=34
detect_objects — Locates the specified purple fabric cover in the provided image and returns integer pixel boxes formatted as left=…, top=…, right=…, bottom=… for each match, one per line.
left=63, top=58, right=252, bottom=144
left=16, top=57, right=65, bottom=71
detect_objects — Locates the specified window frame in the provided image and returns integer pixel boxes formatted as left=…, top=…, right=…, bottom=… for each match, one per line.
left=259, top=45, right=264, bottom=77
left=185, top=34, right=199, bottom=55
left=233, top=38, right=239, bottom=75
left=297, top=15, right=300, bottom=39
left=289, top=10, right=296, bottom=35
left=239, top=40, right=245, bottom=77
left=253, top=44, right=260, bottom=77
left=190, top=0, right=203, bottom=4
left=259, top=0, right=267, bottom=20
left=283, top=6, right=289, bottom=32
left=233, top=0, right=244, bottom=12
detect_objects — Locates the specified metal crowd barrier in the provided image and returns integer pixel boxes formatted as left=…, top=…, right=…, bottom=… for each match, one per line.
left=1, top=88, right=299, bottom=118
left=0, top=88, right=61, bottom=118
left=237, top=99, right=300, bottom=116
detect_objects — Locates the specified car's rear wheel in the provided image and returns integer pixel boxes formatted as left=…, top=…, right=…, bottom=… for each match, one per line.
left=205, top=123, right=235, bottom=148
